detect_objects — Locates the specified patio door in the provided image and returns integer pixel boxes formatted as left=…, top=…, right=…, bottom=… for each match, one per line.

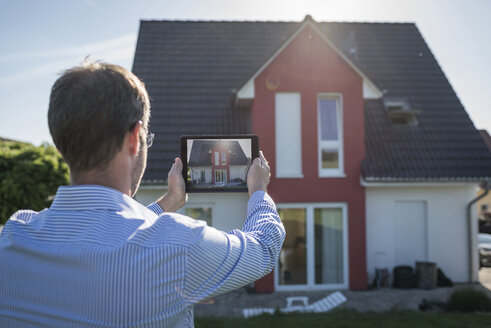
left=276, top=203, right=348, bottom=290
left=215, top=169, right=227, bottom=183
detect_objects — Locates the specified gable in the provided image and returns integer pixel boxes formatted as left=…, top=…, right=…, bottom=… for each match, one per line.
left=189, top=140, right=248, bottom=166
left=236, top=19, right=382, bottom=102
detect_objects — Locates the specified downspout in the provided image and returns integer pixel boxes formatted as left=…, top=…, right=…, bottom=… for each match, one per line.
left=467, top=180, right=490, bottom=283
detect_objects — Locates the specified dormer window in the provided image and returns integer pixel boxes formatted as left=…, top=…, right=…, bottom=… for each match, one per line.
left=384, top=98, right=420, bottom=126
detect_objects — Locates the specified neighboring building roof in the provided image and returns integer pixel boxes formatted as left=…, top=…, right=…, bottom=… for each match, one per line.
left=0, top=137, right=26, bottom=143
left=188, top=140, right=249, bottom=166
left=479, top=130, right=491, bottom=153
left=133, top=18, right=491, bottom=183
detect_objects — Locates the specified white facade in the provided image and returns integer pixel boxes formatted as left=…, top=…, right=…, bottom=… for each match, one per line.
left=135, top=186, right=248, bottom=232
left=366, top=184, right=478, bottom=284
left=229, top=166, right=247, bottom=182
left=190, top=166, right=212, bottom=184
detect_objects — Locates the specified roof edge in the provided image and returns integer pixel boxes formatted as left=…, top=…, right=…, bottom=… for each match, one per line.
left=138, top=19, right=416, bottom=25
left=362, top=176, right=490, bottom=183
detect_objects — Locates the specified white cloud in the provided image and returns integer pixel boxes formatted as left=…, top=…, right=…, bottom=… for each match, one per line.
left=0, top=33, right=137, bottom=86
left=0, top=33, right=136, bottom=62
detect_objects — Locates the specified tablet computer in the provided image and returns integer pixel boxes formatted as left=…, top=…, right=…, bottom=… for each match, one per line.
left=181, top=135, right=259, bottom=192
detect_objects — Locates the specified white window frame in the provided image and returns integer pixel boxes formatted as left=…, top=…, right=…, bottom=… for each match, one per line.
left=317, top=94, right=345, bottom=177
left=214, top=152, right=219, bottom=166
left=275, top=202, right=349, bottom=291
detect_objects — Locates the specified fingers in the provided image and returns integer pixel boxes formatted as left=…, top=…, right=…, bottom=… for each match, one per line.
left=252, top=151, right=269, bottom=168
left=174, top=157, right=183, bottom=170
left=168, top=158, right=183, bottom=177
left=259, top=151, right=269, bottom=168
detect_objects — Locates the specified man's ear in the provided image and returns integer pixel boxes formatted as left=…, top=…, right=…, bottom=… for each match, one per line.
left=128, top=121, right=142, bottom=156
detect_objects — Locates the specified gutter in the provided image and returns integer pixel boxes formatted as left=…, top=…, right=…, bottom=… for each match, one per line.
left=467, top=180, right=490, bottom=283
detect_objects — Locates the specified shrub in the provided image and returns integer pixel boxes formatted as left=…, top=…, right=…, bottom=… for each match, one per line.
left=0, top=140, right=70, bottom=224
left=446, top=287, right=491, bottom=312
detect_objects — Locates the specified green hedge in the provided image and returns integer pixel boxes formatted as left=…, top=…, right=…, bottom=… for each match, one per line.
left=0, top=141, right=70, bottom=224
left=446, top=287, right=491, bottom=312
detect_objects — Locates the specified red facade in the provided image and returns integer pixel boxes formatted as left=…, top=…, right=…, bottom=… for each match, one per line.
left=250, top=25, right=367, bottom=290
left=210, top=143, right=231, bottom=184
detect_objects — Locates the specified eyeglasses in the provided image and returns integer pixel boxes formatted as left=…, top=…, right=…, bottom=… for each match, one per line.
left=146, top=132, right=155, bottom=148
left=130, top=121, right=154, bottom=148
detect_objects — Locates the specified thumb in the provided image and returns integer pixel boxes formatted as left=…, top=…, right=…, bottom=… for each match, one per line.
left=174, top=157, right=183, bottom=170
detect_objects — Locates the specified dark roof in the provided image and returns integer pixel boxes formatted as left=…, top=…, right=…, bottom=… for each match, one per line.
left=188, top=140, right=249, bottom=166
left=133, top=19, right=491, bottom=183
left=479, top=130, right=491, bottom=153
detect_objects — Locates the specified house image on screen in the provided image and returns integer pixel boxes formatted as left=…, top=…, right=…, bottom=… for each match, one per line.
left=188, top=140, right=250, bottom=186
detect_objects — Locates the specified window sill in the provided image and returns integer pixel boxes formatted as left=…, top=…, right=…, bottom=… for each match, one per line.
left=318, top=173, right=346, bottom=178
left=276, top=174, right=304, bottom=179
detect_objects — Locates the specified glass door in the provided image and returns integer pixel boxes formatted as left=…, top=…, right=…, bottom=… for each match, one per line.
left=278, top=208, right=307, bottom=285
left=276, top=204, right=348, bottom=290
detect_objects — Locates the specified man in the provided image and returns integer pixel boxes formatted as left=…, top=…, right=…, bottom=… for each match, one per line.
left=0, top=60, right=285, bottom=327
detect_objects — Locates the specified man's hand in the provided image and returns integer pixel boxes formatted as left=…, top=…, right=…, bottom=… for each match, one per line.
left=247, top=151, right=271, bottom=197
left=157, top=158, right=187, bottom=212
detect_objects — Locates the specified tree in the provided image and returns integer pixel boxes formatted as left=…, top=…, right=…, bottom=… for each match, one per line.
left=0, top=140, right=70, bottom=225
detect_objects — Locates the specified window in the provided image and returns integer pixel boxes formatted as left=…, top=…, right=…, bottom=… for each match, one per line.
left=214, top=152, right=219, bottom=165
left=318, top=95, right=344, bottom=177
left=383, top=98, right=419, bottom=126
left=278, top=208, right=307, bottom=285
left=314, top=208, right=344, bottom=284
left=276, top=203, right=348, bottom=290
left=185, top=207, right=212, bottom=226
left=275, top=93, right=302, bottom=178
left=215, top=169, right=227, bottom=183
left=221, top=152, right=227, bottom=165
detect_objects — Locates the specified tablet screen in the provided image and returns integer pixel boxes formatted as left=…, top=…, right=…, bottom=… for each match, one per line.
left=181, top=135, right=259, bottom=192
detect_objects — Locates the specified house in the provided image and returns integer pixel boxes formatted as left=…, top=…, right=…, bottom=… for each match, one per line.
left=188, top=139, right=249, bottom=186
left=477, top=130, right=491, bottom=233
left=132, top=16, right=491, bottom=292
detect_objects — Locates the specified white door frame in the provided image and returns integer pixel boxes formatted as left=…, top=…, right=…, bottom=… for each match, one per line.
left=275, top=202, right=349, bottom=291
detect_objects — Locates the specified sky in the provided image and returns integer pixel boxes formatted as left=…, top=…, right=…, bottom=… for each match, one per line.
left=1, top=0, right=490, bottom=145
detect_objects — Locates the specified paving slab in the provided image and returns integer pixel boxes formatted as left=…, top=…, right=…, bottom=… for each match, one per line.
left=194, top=284, right=491, bottom=318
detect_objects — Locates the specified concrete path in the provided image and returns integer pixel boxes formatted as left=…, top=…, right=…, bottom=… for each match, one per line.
left=194, top=284, right=491, bottom=318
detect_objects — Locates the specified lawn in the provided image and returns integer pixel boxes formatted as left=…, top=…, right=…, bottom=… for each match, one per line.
left=195, top=309, right=491, bottom=328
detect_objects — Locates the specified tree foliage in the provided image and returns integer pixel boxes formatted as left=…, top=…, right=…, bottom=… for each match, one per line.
left=0, top=140, right=70, bottom=225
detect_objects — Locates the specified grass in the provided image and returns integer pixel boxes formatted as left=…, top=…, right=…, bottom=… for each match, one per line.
left=195, top=309, right=491, bottom=328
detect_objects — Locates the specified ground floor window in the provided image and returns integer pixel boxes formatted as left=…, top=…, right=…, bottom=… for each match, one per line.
left=185, top=207, right=213, bottom=226
left=276, top=203, right=348, bottom=290
left=215, top=169, right=227, bottom=183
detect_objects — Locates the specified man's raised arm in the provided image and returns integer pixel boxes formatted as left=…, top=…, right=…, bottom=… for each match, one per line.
left=182, top=151, right=285, bottom=303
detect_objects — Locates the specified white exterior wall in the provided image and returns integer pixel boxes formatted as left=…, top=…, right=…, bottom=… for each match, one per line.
left=135, top=186, right=248, bottom=232
left=229, top=166, right=247, bottom=181
left=366, top=184, right=478, bottom=283
left=190, top=166, right=212, bottom=183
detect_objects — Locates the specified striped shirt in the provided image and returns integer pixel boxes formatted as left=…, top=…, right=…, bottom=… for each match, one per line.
left=0, top=185, right=284, bottom=327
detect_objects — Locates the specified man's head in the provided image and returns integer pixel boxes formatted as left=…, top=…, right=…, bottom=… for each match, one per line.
left=48, top=60, right=151, bottom=194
